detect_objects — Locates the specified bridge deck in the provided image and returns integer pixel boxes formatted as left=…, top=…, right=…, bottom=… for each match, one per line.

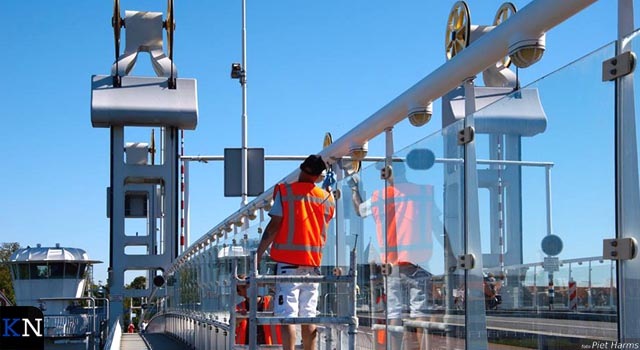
left=120, top=333, right=192, bottom=350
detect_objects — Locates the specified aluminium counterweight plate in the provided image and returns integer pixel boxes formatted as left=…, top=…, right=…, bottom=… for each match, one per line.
left=91, top=75, right=198, bottom=129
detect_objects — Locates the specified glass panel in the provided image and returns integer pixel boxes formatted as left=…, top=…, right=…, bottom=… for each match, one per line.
left=343, top=153, right=388, bottom=348
left=18, top=263, right=29, bottom=279
left=393, top=121, right=466, bottom=349
left=49, top=263, right=64, bottom=279
left=65, top=263, right=79, bottom=279
left=343, top=118, right=465, bottom=349
left=622, top=28, right=640, bottom=339
left=471, top=41, right=616, bottom=349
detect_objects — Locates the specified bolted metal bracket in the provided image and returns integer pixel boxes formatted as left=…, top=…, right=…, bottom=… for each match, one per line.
left=602, top=51, right=636, bottom=81
left=603, top=237, right=637, bottom=260
left=380, top=263, right=393, bottom=276
left=457, top=254, right=475, bottom=270
left=380, top=165, right=393, bottom=180
left=458, top=126, right=475, bottom=145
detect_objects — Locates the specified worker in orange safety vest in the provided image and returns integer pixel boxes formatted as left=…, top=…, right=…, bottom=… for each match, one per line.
left=235, top=275, right=282, bottom=345
left=257, top=155, right=335, bottom=350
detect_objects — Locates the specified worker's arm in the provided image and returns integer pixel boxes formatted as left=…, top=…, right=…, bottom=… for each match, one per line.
left=348, top=174, right=370, bottom=217
left=256, top=215, right=283, bottom=267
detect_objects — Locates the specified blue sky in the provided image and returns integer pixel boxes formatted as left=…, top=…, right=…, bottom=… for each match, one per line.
left=0, top=0, right=629, bottom=284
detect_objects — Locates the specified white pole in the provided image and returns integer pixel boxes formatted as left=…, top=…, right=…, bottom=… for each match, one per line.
left=241, top=0, right=249, bottom=206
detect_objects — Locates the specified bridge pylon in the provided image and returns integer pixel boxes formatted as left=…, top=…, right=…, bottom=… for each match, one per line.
left=90, top=0, right=198, bottom=328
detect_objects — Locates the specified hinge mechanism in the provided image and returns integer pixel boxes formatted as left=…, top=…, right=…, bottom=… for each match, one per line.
left=458, top=126, right=475, bottom=145
left=602, top=51, right=636, bottom=81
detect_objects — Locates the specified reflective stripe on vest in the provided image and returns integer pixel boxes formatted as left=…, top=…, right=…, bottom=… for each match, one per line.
left=371, top=183, right=434, bottom=264
left=270, top=182, right=335, bottom=266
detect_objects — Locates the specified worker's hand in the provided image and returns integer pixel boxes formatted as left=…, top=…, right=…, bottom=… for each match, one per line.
left=322, top=170, right=336, bottom=191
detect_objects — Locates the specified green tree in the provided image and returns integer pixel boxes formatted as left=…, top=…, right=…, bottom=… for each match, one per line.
left=123, top=276, right=147, bottom=328
left=0, top=242, right=20, bottom=304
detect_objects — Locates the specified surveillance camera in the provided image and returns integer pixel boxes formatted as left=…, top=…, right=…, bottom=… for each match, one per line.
left=408, top=103, right=433, bottom=127
left=231, top=63, right=243, bottom=79
left=508, top=34, right=546, bottom=68
left=349, top=141, right=368, bottom=161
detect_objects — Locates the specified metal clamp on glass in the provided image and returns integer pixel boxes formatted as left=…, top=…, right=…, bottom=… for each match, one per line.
left=602, top=51, right=636, bottom=81
left=457, top=254, right=475, bottom=270
left=603, top=237, right=637, bottom=260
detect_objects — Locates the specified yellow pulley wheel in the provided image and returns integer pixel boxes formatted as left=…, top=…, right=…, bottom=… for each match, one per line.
left=323, top=132, right=333, bottom=148
left=445, top=1, right=470, bottom=60
left=112, top=0, right=123, bottom=60
left=164, top=0, right=176, bottom=61
left=493, top=2, right=517, bottom=68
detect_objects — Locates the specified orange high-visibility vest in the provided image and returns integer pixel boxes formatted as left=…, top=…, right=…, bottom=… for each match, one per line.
left=270, top=182, right=335, bottom=266
left=235, top=296, right=282, bottom=345
left=371, top=183, right=433, bottom=264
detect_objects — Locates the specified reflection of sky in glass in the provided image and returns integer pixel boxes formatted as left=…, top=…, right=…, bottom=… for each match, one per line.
left=472, top=42, right=616, bottom=265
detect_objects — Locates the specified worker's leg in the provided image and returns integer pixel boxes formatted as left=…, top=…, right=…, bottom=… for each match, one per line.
left=298, top=268, right=320, bottom=350
left=301, top=324, right=317, bottom=350
left=273, top=264, right=301, bottom=350
left=280, top=324, right=296, bottom=350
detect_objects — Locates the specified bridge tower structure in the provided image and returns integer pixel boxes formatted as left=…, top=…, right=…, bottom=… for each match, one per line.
left=90, top=2, right=198, bottom=326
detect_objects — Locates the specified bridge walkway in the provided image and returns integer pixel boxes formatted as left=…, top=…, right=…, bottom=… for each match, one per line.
left=120, top=333, right=192, bottom=350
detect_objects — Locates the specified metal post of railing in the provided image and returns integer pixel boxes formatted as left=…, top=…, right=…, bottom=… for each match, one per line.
left=533, top=265, right=537, bottom=309
left=610, top=260, right=615, bottom=310
left=248, top=252, right=258, bottom=350
left=545, top=165, right=553, bottom=236
left=230, top=259, right=239, bottom=350
left=348, top=248, right=358, bottom=350
left=588, top=261, right=593, bottom=310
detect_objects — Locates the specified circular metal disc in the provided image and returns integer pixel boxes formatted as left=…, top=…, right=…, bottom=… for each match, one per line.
left=493, top=2, right=517, bottom=68
left=166, top=0, right=175, bottom=60
left=445, top=1, right=471, bottom=60
left=112, top=0, right=122, bottom=60
left=323, top=132, right=333, bottom=148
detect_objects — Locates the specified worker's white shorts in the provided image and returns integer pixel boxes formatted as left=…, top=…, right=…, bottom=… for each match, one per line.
left=273, top=263, right=320, bottom=318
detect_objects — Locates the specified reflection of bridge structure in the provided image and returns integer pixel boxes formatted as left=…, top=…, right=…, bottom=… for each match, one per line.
left=92, top=0, right=640, bottom=349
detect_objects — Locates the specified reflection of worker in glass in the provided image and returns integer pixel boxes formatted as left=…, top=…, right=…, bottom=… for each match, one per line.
left=235, top=274, right=282, bottom=345
left=351, top=155, right=443, bottom=350
left=257, top=155, right=335, bottom=350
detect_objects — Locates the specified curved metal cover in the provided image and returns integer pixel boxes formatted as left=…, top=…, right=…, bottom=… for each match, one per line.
left=9, top=246, right=101, bottom=264
left=91, top=75, right=198, bottom=129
